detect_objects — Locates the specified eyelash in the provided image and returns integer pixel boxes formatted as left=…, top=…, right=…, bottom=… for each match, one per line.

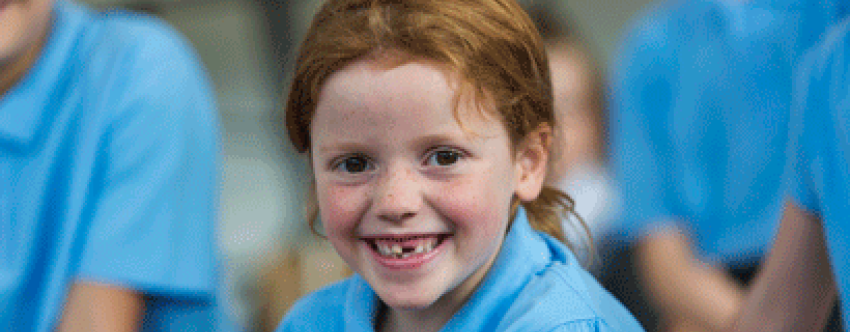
left=423, top=147, right=465, bottom=167
left=331, top=154, right=374, bottom=174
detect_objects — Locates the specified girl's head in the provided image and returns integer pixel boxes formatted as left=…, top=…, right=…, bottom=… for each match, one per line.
left=287, top=0, right=555, bottom=156
left=284, top=0, right=586, bottom=324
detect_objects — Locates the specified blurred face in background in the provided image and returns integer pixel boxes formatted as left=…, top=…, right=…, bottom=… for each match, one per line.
left=546, top=43, right=600, bottom=183
left=0, top=0, right=54, bottom=94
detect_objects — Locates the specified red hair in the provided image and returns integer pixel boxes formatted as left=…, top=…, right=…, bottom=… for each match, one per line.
left=284, top=0, right=590, bottom=254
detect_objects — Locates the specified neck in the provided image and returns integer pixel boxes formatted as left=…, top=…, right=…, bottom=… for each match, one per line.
left=380, top=304, right=452, bottom=332
left=0, top=16, right=50, bottom=97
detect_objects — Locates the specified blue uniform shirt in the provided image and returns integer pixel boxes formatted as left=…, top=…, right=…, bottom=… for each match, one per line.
left=788, top=18, right=850, bottom=329
left=0, top=1, right=232, bottom=331
left=276, top=208, right=645, bottom=332
left=609, top=0, right=849, bottom=265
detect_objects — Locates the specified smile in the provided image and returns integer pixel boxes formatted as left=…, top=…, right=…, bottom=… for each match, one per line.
left=362, top=234, right=451, bottom=268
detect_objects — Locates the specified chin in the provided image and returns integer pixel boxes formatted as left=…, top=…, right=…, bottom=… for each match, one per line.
left=377, top=291, right=441, bottom=311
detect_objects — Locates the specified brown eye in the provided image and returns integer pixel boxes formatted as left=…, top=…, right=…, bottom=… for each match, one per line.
left=336, top=156, right=372, bottom=173
left=428, top=150, right=461, bottom=166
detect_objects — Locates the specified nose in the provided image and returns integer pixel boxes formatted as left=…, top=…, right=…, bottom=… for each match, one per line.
left=373, top=163, right=421, bottom=223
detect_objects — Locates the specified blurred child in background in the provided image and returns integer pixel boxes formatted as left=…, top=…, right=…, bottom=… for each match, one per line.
left=522, top=1, right=619, bottom=266
left=0, top=1, right=232, bottom=331
left=609, top=0, right=848, bottom=331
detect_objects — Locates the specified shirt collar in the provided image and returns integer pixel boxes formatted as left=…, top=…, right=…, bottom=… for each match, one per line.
left=342, top=207, right=572, bottom=331
left=0, top=0, right=88, bottom=150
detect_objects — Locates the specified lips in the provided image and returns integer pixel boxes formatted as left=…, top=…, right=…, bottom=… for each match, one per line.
left=362, top=233, right=451, bottom=269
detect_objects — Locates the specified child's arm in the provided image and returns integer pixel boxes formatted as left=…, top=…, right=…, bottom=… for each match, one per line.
left=57, top=281, right=145, bottom=332
left=730, top=200, right=837, bottom=332
left=635, top=227, right=744, bottom=332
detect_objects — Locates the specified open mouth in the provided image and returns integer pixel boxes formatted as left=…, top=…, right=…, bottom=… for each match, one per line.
left=363, top=234, right=451, bottom=260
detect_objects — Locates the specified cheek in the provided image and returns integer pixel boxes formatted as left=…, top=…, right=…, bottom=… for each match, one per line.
left=315, top=180, right=366, bottom=237
left=433, top=167, right=514, bottom=236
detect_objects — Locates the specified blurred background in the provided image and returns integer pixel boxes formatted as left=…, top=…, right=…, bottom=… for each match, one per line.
left=74, top=0, right=654, bottom=330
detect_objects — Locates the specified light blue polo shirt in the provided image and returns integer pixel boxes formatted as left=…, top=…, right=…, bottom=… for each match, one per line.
left=788, top=18, right=850, bottom=329
left=0, top=1, right=232, bottom=331
left=609, top=0, right=849, bottom=265
left=276, top=208, right=645, bottom=332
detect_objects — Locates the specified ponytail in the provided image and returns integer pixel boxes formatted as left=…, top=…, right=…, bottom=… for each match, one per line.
left=516, top=185, right=594, bottom=266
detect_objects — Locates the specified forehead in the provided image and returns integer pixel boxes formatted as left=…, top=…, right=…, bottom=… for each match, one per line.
left=310, top=60, right=504, bottom=148
left=323, top=58, right=452, bottom=115
left=311, top=58, right=502, bottom=141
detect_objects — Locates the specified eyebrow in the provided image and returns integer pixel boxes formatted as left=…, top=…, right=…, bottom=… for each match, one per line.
left=410, top=132, right=465, bottom=148
left=315, top=132, right=463, bottom=153
left=314, top=123, right=497, bottom=155
left=410, top=130, right=496, bottom=153
left=316, top=141, right=371, bottom=154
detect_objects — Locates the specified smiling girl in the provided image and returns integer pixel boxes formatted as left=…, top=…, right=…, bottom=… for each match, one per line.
left=275, top=1, right=644, bottom=331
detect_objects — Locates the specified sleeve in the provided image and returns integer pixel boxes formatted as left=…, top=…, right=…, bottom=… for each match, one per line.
left=76, top=17, right=220, bottom=301
left=786, top=49, right=821, bottom=215
left=783, top=18, right=850, bottom=217
left=607, top=7, right=679, bottom=239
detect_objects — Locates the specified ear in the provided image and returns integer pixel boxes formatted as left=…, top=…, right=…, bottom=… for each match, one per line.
left=514, top=125, right=551, bottom=202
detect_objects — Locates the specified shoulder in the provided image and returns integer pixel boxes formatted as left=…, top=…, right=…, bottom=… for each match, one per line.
left=497, top=258, right=645, bottom=332
left=85, top=9, right=202, bottom=68
left=618, top=1, right=683, bottom=50
left=611, top=1, right=688, bottom=85
left=68, top=5, right=212, bottom=105
left=275, top=280, right=351, bottom=332
left=617, top=0, right=725, bottom=56
left=66, top=6, right=216, bottom=131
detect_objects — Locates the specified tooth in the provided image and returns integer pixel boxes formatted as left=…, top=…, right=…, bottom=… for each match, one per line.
left=392, top=244, right=402, bottom=255
left=425, top=240, right=434, bottom=252
left=415, top=244, right=424, bottom=253
left=378, top=244, right=391, bottom=256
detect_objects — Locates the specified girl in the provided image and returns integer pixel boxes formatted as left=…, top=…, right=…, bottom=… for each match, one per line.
left=276, top=1, right=645, bottom=331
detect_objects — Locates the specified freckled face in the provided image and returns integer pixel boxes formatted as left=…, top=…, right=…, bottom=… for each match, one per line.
left=310, top=59, right=521, bottom=314
left=0, top=0, right=53, bottom=65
